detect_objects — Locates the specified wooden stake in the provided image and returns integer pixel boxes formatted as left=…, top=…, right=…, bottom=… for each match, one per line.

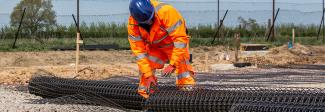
left=292, top=28, right=295, bottom=46
left=205, top=52, right=209, bottom=72
left=75, top=32, right=81, bottom=77
left=235, top=34, right=240, bottom=62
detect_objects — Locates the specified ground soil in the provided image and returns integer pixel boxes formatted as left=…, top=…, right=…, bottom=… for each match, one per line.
left=0, top=43, right=324, bottom=111
left=0, top=44, right=324, bottom=85
left=243, top=44, right=325, bottom=65
left=1, top=68, right=324, bottom=112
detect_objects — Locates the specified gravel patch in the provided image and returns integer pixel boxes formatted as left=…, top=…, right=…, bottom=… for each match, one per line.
left=0, top=86, right=126, bottom=112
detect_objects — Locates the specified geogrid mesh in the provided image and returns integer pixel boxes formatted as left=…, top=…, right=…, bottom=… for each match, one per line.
left=147, top=87, right=325, bottom=112
left=259, top=64, right=325, bottom=70
left=28, top=76, right=144, bottom=110
left=230, top=101, right=325, bottom=112
left=29, top=75, right=325, bottom=112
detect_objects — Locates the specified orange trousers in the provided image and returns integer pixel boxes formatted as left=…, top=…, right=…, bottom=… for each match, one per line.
left=138, top=44, right=195, bottom=90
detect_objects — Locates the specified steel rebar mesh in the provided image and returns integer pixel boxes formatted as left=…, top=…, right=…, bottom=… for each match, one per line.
left=29, top=75, right=325, bottom=111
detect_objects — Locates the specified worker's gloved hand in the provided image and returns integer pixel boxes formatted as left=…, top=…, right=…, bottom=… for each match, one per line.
left=162, top=65, right=176, bottom=77
left=138, top=75, right=158, bottom=99
left=190, top=71, right=196, bottom=78
left=146, top=76, right=158, bottom=94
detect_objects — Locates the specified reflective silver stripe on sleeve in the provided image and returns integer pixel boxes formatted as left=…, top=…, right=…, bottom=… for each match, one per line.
left=128, top=35, right=142, bottom=41
left=159, top=42, right=174, bottom=48
left=177, top=72, right=191, bottom=80
left=166, top=20, right=183, bottom=34
left=153, top=34, right=168, bottom=44
left=152, top=19, right=183, bottom=44
left=155, top=3, right=168, bottom=12
left=136, top=53, right=148, bottom=60
left=148, top=55, right=164, bottom=65
left=174, top=42, right=187, bottom=48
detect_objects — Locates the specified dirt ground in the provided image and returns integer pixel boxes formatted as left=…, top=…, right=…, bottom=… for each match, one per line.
left=0, top=44, right=324, bottom=85
left=1, top=68, right=324, bottom=112
left=243, top=44, right=325, bottom=65
left=0, top=43, right=324, bottom=112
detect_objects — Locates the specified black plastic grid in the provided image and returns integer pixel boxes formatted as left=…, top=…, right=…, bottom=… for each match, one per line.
left=29, top=76, right=325, bottom=112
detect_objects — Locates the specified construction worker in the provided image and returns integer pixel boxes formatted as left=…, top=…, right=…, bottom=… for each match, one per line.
left=128, top=0, right=196, bottom=99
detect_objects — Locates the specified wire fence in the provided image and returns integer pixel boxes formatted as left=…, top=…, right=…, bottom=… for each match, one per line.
left=1, top=1, right=324, bottom=26
left=0, top=0, right=324, bottom=51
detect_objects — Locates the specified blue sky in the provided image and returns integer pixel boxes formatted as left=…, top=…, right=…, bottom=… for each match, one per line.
left=0, top=0, right=324, bottom=26
left=162, top=0, right=322, bottom=3
left=0, top=0, right=324, bottom=14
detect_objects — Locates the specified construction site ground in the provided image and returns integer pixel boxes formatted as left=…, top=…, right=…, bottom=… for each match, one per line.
left=0, top=44, right=324, bottom=111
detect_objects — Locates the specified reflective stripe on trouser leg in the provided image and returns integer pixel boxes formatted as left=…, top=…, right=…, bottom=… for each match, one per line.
left=136, top=53, right=148, bottom=60
left=148, top=55, right=164, bottom=66
left=175, top=59, right=195, bottom=86
left=177, top=72, right=191, bottom=80
left=138, top=70, right=156, bottom=98
left=176, top=71, right=195, bottom=86
left=137, top=85, right=149, bottom=99
left=147, top=47, right=168, bottom=69
left=138, top=85, right=149, bottom=93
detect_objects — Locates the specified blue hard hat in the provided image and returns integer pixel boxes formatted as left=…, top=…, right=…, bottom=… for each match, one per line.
left=129, top=0, right=154, bottom=24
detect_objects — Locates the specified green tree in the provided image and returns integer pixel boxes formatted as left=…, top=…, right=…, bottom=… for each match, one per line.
left=10, top=0, right=56, bottom=39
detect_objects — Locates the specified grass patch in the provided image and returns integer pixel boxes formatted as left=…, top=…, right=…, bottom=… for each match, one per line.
left=0, top=37, right=130, bottom=51
left=0, top=36, right=322, bottom=52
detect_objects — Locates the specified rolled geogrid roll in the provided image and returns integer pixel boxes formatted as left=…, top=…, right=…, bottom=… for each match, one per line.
left=29, top=76, right=325, bottom=112
left=29, top=76, right=146, bottom=110
left=147, top=87, right=325, bottom=112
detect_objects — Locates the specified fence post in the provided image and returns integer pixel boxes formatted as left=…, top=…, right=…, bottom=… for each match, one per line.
left=0, top=28, right=4, bottom=44
left=235, top=33, right=240, bottom=62
left=272, top=0, right=275, bottom=41
left=12, top=8, right=26, bottom=49
left=266, top=19, right=271, bottom=38
left=266, top=8, right=280, bottom=41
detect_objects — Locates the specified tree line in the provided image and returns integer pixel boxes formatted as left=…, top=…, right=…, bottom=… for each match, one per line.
left=2, top=0, right=324, bottom=40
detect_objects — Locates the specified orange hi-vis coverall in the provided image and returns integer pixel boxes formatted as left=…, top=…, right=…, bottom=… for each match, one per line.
left=128, top=0, right=195, bottom=98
